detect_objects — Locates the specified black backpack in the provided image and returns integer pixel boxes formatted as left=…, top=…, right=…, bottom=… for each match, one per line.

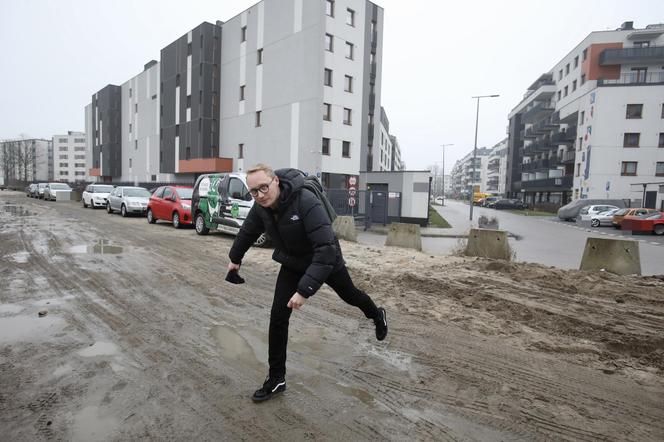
left=301, top=174, right=337, bottom=223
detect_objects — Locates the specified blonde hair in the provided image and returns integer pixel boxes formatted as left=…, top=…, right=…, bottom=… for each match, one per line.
left=246, top=163, right=275, bottom=178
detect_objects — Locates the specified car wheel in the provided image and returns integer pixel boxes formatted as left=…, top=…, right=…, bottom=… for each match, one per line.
left=147, top=209, right=156, bottom=224
left=654, top=225, right=664, bottom=236
left=195, top=213, right=209, bottom=235
left=106, top=202, right=113, bottom=214
left=83, top=198, right=88, bottom=208
left=172, top=212, right=181, bottom=229
left=253, top=233, right=271, bottom=248
left=121, top=204, right=128, bottom=217
left=590, top=219, right=600, bottom=228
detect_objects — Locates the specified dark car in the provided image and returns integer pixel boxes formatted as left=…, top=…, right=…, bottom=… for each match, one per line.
left=494, top=199, right=527, bottom=210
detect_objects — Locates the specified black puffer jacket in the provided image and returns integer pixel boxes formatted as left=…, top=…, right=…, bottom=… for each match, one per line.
left=228, top=168, right=344, bottom=297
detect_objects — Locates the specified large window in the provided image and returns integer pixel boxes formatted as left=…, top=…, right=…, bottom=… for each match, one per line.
left=659, top=133, right=664, bottom=148
left=343, top=108, right=352, bottom=125
left=346, top=8, right=355, bottom=26
left=344, top=75, right=353, bottom=93
left=324, top=68, right=333, bottom=86
left=325, top=33, right=333, bottom=52
left=626, top=104, right=643, bottom=119
left=623, top=133, right=640, bottom=147
left=255, top=111, right=261, bottom=127
left=322, top=138, right=330, bottom=155
left=621, top=161, right=637, bottom=176
left=345, top=42, right=354, bottom=59
left=238, top=143, right=244, bottom=159
left=656, top=162, right=664, bottom=176
left=326, top=0, right=334, bottom=17
left=342, top=141, right=350, bottom=158
left=240, top=85, right=245, bottom=101
left=241, top=26, right=247, bottom=42
left=323, top=103, right=331, bottom=121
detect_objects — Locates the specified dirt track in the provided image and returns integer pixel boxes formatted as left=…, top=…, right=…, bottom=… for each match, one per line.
left=1, top=191, right=663, bottom=441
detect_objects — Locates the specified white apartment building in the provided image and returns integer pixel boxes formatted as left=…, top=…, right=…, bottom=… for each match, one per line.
left=449, top=147, right=492, bottom=197
left=53, top=131, right=87, bottom=182
left=390, top=134, right=404, bottom=171
left=486, top=138, right=508, bottom=196
left=0, top=138, right=51, bottom=185
left=507, top=21, right=664, bottom=209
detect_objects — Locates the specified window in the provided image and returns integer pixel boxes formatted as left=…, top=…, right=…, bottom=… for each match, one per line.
left=60, top=171, right=69, bottom=176
left=565, top=63, right=570, bottom=75
left=324, top=68, right=333, bottom=86
left=129, top=158, right=132, bottom=167
left=344, top=75, right=353, bottom=92
left=631, top=67, right=647, bottom=83
left=572, top=80, right=577, bottom=91
left=343, top=108, right=352, bottom=125
left=75, top=146, right=85, bottom=151
left=657, top=162, right=664, bottom=176
left=621, top=161, right=637, bottom=176
left=659, top=133, right=664, bottom=148
left=129, top=88, right=132, bottom=97
left=634, top=41, right=651, bottom=48
left=623, top=133, right=640, bottom=147
left=255, top=111, right=261, bottom=127
left=582, top=48, right=588, bottom=61
left=58, top=138, right=68, bottom=143
left=326, top=0, right=334, bottom=17
left=257, top=48, right=263, bottom=65
left=185, top=147, right=191, bottom=160
left=342, top=141, right=350, bottom=158
left=322, top=137, right=330, bottom=155
left=238, top=143, right=244, bottom=159
left=323, top=103, right=331, bottom=121
left=175, top=124, right=180, bottom=137
left=135, top=103, right=138, bottom=113
left=345, top=41, right=353, bottom=59
left=74, top=138, right=85, bottom=143
left=581, top=74, right=586, bottom=85
left=557, top=91, right=561, bottom=100
left=176, top=74, right=180, bottom=87
left=325, top=33, right=333, bottom=51
left=626, top=104, right=643, bottom=119
left=135, top=140, right=138, bottom=150
left=59, top=146, right=67, bottom=151
left=578, top=137, right=583, bottom=151
left=129, top=123, right=132, bottom=133
left=75, top=171, right=85, bottom=176
left=241, top=26, right=247, bottom=42
left=346, top=8, right=355, bottom=26
left=187, top=42, right=192, bottom=55
left=75, top=155, right=85, bottom=159
left=59, top=155, right=68, bottom=159
left=187, top=95, right=191, bottom=108
left=574, top=56, right=579, bottom=68
left=558, top=70, right=562, bottom=80
left=575, top=163, right=581, bottom=177
left=662, top=104, right=664, bottom=118
left=59, top=162, right=68, bottom=167
left=240, top=85, right=245, bottom=101
left=564, top=86, right=568, bottom=97
left=580, top=111, right=585, bottom=124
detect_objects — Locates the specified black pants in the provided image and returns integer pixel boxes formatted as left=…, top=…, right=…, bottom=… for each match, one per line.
left=268, top=265, right=380, bottom=378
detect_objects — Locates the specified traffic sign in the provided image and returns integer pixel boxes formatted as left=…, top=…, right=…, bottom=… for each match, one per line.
left=348, top=197, right=356, bottom=207
left=348, top=176, right=357, bottom=186
left=348, top=189, right=357, bottom=197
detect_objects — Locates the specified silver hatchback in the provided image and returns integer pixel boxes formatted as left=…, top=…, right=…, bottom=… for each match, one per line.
left=106, top=186, right=151, bottom=217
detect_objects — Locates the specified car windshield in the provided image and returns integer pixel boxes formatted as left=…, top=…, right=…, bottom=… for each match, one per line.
left=176, top=188, right=193, bottom=199
left=614, top=209, right=628, bottom=216
left=124, top=188, right=150, bottom=197
left=51, top=184, right=71, bottom=190
left=93, top=185, right=114, bottom=193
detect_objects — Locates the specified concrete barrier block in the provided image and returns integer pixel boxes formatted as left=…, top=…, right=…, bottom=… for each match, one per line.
left=332, top=216, right=357, bottom=242
left=580, top=237, right=641, bottom=275
left=465, top=228, right=511, bottom=260
left=385, top=222, right=422, bottom=251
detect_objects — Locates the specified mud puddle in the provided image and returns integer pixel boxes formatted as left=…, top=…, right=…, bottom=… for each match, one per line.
left=210, top=324, right=260, bottom=365
left=0, top=314, right=64, bottom=343
left=72, top=406, right=120, bottom=442
left=69, top=239, right=124, bottom=255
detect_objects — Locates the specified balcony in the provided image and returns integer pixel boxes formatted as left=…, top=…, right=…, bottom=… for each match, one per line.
left=598, top=71, right=664, bottom=86
left=523, top=137, right=554, bottom=154
left=551, top=127, right=577, bottom=144
left=599, top=46, right=664, bottom=65
left=521, top=175, right=573, bottom=190
left=521, top=156, right=560, bottom=172
left=488, top=159, right=500, bottom=171
left=561, top=151, right=575, bottom=163
left=521, top=101, right=555, bottom=124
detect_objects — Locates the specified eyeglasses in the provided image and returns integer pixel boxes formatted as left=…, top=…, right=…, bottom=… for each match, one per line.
left=248, top=176, right=275, bottom=197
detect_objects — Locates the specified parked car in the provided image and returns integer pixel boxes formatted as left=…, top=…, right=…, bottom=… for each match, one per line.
left=579, top=204, right=620, bottom=221
left=191, top=172, right=270, bottom=247
left=557, top=198, right=626, bottom=221
left=621, top=211, right=664, bottom=235
left=36, top=183, right=48, bottom=199
left=27, top=183, right=38, bottom=197
left=43, top=183, right=72, bottom=201
left=589, top=208, right=621, bottom=227
left=106, top=186, right=151, bottom=217
left=493, top=199, right=527, bottom=210
left=82, top=184, right=115, bottom=208
left=482, top=196, right=501, bottom=208
left=434, top=196, right=444, bottom=205
left=147, top=186, right=193, bottom=228
left=611, top=208, right=659, bottom=229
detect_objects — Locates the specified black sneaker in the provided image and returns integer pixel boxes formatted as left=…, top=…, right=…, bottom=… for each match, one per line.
left=251, top=376, right=286, bottom=402
left=374, top=308, right=388, bottom=341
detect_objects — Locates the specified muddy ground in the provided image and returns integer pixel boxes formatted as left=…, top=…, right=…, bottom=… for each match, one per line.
left=1, top=190, right=663, bottom=441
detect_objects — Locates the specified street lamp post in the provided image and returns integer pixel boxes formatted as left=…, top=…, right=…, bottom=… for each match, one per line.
left=440, top=144, right=453, bottom=206
left=469, top=94, right=499, bottom=221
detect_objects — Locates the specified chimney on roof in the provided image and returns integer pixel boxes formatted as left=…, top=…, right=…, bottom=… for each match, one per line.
left=621, top=21, right=634, bottom=30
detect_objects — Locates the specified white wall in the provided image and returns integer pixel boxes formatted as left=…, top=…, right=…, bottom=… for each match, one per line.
left=52, top=132, right=86, bottom=182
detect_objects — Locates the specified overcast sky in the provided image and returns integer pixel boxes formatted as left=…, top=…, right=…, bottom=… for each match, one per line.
left=1, top=0, right=662, bottom=172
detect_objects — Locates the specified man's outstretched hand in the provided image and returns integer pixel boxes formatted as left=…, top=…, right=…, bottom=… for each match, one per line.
left=287, top=293, right=307, bottom=310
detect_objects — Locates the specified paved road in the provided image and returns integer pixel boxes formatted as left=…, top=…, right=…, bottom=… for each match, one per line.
left=358, top=200, right=664, bottom=275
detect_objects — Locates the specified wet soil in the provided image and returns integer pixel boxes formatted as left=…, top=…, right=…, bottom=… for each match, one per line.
left=1, top=192, right=663, bottom=441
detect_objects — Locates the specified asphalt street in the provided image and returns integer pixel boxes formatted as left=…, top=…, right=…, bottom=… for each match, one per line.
left=360, top=200, right=664, bottom=276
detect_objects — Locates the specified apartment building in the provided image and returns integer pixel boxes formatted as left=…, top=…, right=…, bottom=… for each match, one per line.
left=449, top=147, right=492, bottom=198
left=0, top=138, right=51, bottom=185
left=52, top=131, right=87, bottom=182
left=507, top=21, right=664, bottom=209
left=486, top=138, right=508, bottom=196
left=375, top=106, right=392, bottom=171
left=85, top=0, right=385, bottom=189
left=390, top=134, right=404, bottom=171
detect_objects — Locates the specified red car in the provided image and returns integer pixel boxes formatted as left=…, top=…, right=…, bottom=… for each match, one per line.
left=621, top=211, right=664, bottom=235
left=147, top=186, right=193, bottom=228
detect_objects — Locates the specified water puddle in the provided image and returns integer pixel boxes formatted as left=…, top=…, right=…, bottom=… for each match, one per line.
left=10, top=252, right=30, bottom=263
left=335, top=384, right=375, bottom=406
left=0, top=314, right=64, bottom=343
left=69, top=239, right=123, bottom=255
left=2, top=204, right=33, bottom=217
left=78, top=341, right=119, bottom=357
left=71, top=406, right=119, bottom=442
left=361, top=342, right=413, bottom=371
left=0, top=304, right=24, bottom=315
left=210, top=324, right=259, bottom=364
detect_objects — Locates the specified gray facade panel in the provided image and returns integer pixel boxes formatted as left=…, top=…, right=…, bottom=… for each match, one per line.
left=91, top=85, right=122, bottom=178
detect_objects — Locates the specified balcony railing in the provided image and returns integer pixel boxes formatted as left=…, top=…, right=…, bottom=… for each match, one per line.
left=521, top=175, right=573, bottom=190
left=551, top=127, right=577, bottom=144
left=561, top=151, right=575, bottom=163
left=521, top=101, right=555, bottom=124
left=598, top=71, right=664, bottom=86
left=599, top=46, right=664, bottom=66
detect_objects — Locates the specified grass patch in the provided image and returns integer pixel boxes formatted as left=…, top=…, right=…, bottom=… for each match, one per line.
left=429, top=205, right=452, bottom=228
left=503, top=209, right=554, bottom=216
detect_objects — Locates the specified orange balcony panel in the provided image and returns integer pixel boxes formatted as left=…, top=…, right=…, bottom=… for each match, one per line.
left=178, top=157, right=233, bottom=173
left=89, top=168, right=101, bottom=176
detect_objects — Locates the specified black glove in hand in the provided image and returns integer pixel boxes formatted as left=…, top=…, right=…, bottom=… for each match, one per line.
left=225, top=269, right=245, bottom=284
